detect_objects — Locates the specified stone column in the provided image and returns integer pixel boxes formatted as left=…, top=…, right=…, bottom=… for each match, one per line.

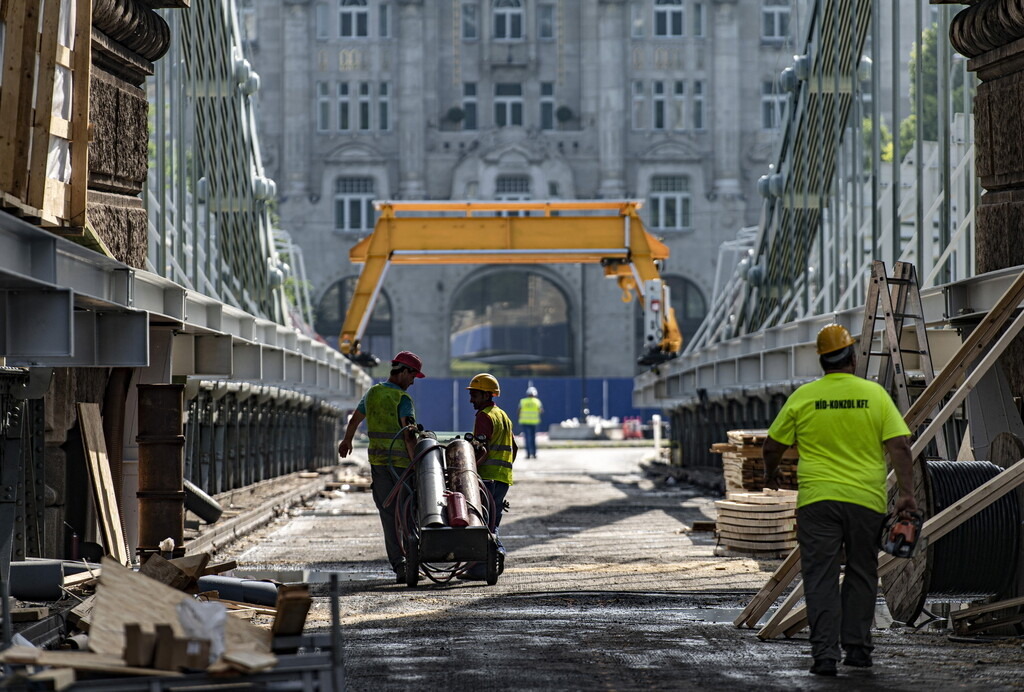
left=397, top=0, right=427, bottom=198
left=282, top=0, right=311, bottom=196
left=710, top=0, right=741, bottom=199
left=597, top=0, right=626, bottom=198
left=951, top=3, right=1024, bottom=395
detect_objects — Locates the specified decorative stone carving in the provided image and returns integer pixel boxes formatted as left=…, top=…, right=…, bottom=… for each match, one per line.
left=93, top=0, right=171, bottom=62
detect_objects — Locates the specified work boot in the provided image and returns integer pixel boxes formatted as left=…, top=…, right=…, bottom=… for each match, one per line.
left=810, top=658, right=837, bottom=676
left=456, top=564, right=486, bottom=581
left=843, top=648, right=873, bottom=668
left=393, top=560, right=406, bottom=584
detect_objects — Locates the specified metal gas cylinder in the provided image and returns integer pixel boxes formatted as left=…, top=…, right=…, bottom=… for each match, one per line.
left=445, top=439, right=485, bottom=527
left=414, top=436, right=447, bottom=528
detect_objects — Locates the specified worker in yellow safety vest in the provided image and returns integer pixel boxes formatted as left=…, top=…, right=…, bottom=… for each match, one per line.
left=517, top=386, right=544, bottom=459
left=338, top=351, right=425, bottom=583
left=461, top=373, right=518, bottom=580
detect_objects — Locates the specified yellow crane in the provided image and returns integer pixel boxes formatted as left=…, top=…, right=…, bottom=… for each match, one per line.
left=339, top=200, right=682, bottom=367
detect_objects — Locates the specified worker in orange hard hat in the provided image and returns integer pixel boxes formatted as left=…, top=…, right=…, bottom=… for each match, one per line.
left=338, top=350, right=425, bottom=583
left=762, top=324, right=918, bottom=677
left=460, top=373, right=517, bottom=580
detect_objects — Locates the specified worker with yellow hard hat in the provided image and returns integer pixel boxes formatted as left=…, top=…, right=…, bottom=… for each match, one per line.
left=761, top=324, right=918, bottom=677
left=461, top=373, right=518, bottom=580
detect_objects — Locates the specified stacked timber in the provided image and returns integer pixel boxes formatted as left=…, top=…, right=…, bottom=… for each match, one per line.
left=714, top=489, right=798, bottom=556
left=710, top=429, right=799, bottom=493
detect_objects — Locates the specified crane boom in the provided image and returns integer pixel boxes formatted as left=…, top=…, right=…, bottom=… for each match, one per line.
left=340, top=200, right=682, bottom=367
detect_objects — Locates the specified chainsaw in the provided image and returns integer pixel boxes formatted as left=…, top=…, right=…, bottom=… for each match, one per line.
left=881, top=511, right=925, bottom=558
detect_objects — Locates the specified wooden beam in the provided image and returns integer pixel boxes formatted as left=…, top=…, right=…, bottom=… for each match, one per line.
left=733, top=547, right=801, bottom=628
left=78, top=403, right=129, bottom=567
left=67, top=0, right=92, bottom=225
left=26, top=0, right=61, bottom=210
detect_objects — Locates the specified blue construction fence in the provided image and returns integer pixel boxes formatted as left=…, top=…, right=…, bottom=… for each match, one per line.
left=397, top=376, right=662, bottom=434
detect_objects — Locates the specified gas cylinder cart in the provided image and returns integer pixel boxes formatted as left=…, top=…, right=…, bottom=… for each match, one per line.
left=382, top=429, right=502, bottom=586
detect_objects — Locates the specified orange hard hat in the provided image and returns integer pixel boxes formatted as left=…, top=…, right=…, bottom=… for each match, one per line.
left=816, top=324, right=856, bottom=356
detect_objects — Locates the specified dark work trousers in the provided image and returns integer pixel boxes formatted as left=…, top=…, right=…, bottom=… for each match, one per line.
left=483, top=479, right=509, bottom=555
left=371, top=464, right=405, bottom=571
left=797, top=500, right=887, bottom=662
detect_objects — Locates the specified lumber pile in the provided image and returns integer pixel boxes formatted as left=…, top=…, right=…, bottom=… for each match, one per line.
left=4, top=553, right=313, bottom=684
left=714, top=489, right=798, bottom=556
left=711, top=429, right=798, bottom=493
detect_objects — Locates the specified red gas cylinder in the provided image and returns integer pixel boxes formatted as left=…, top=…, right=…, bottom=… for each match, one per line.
left=446, top=491, right=470, bottom=527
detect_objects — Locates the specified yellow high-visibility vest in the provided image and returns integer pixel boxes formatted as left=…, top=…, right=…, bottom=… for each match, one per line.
left=365, top=384, right=413, bottom=467
left=518, top=397, right=541, bottom=425
left=479, top=405, right=514, bottom=485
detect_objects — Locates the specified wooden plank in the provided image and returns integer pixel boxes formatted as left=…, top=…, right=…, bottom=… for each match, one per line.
left=204, top=597, right=277, bottom=617
left=725, top=490, right=797, bottom=504
left=733, top=548, right=801, bottom=628
left=760, top=456, right=1024, bottom=638
left=26, top=0, right=61, bottom=209
left=202, top=560, right=237, bottom=576
left=714, top=500, right=796, bottom=513
left=719, top=525, right=796, bottom=539
left=63, top=564, right=101, bottom=587
left=67, top=0, right=91, bottom=225
left=716, top=508, right=796, bottom=522
left=90, top=557, right=271, bottom=658
left=716, top=515, right=795, bottom=529
left=719, top=537, right=797, bottom=551
left=8, top=606, right=50, bottom=622
left=78, top=403, right=129, bottom=566
left=271, top=585, right=312, bottom=636
left=0, top=0, right=34, bottom=193
left=949, top=595, right=1024, bottom=623
left=69, top=593, right=97, bottom=631
left=0, top=646, right=182, bottom=677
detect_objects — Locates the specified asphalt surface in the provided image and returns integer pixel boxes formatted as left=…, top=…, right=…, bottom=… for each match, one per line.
left=221, top=445, right=1024, bottom=691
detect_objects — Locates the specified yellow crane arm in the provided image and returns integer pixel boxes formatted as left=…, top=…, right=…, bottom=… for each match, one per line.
left=340, top=200, right=682, bottom=365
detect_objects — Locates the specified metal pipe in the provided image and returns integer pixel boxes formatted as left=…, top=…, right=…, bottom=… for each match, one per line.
left=445, top=439, right=485, bottom=527
left=414, top=437, right=446, bottom=528
left=136, top=384, right=186, bottom=562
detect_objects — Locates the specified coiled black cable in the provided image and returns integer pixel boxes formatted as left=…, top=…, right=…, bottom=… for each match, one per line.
left=926, top=460, right=1020, bottom=596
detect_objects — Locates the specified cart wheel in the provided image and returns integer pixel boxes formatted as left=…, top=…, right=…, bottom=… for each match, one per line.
left=405, top=535, right=420, bottom=587
left=485, top=538, right=499, bottom=585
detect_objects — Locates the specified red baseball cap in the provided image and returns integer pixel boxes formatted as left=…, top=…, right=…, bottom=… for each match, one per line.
left=391, top=351, right=425, bottom=377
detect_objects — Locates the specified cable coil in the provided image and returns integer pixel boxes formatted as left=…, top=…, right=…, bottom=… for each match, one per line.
left=926, top=460, right=1020, bottom=596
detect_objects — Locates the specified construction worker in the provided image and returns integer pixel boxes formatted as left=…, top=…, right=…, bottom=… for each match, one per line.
left=517, top=386, right=544, bottom=459
left=338, top=351, right=425, bottom=582
left=762, top=324, right=918, bottom=677
left=461, top=373, right=518, bottom=580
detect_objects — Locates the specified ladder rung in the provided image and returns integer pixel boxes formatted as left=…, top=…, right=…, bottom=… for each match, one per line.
left=891, top=312, right=923, bottom=320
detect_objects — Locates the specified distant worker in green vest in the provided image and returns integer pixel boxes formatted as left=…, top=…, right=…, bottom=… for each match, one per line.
left=461, top=373, right=518, bottom=580
left=517, top=385, right=544, bottom=459
left=762, top=324, right=917, bottom=677
left=338, top=350, right=425, bottom=583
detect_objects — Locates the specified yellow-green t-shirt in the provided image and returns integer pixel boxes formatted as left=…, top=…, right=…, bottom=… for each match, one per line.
left=766, top=373, right=911, bottom=513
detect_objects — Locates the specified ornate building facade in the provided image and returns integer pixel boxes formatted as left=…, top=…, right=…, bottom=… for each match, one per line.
left=244, top=0, right=806, bottom=424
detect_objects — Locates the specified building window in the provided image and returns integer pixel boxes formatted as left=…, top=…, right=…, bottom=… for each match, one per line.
left=540, top=82, right=555, bottom=130
left=672, top=80, right=686, bottom=130
left=338, top=82, right=350, bottom=131
left=761, top=80, right=787, bottom=130
left=334, top=177, right=376, bottom=232
left=379, top=3, right=390, bottom=37
left=692, top=1, right=705, bottom=37
left=762, top=0, right=790, bottom=41
left=379, top=82, right=390, bottom=131
left=339, top=0, right=369, bottom=38
left=316, top=3, right=330, bottom=39
left=316, top=278, right=392, bottom=355
left=631, top=81, right=645, bottom=130
left=462, top=3, right=479, bottom=40
left=494, top=83, right=523, bottom=127
left=693, top=79, right=705, bottom=130
left=463, top=82, right=478, bottom=130
left=631, top=3, right=645, bottom=38
left=358, top=81, right=371, bottom=130
left=496, top=175, right=531, bottom=217
left=649, top=176, right=692, bottom=231
left=494, top=0, right=523, bottom=41
left=538, top=4, right=555, bottom=40
left=654, top=0, right=684, bottom=38
left=652, top=81, right=666, bottom=130
left=317, top=82, right=331, bottom=131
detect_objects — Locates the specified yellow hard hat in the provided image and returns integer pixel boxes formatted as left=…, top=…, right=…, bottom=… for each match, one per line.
left=816, top=324, right=856, bottom=355
left=466, top=373, right=500, bottom=395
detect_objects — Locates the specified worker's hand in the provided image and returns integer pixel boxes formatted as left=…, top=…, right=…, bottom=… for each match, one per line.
left=764, top=469, right=780, bottom=491
left=894, top=492, right=918, bottom=516
left=338, top=439, right=352, bottom=459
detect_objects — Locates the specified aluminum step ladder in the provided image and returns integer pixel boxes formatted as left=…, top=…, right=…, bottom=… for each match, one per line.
left=855, top=260, right=948, bottom=458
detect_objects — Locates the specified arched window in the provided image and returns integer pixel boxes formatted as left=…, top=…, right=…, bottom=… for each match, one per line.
left=493, top=0, right=523, bottom=41
left=340, top=0, right=368, bottom=38
left=315, top=277, right=392, bottom=358
left=334, top=176, right=376, bottom=232
left=654, top=0, right=684, bottom=37
left=450, top=271, right=572, bottom=377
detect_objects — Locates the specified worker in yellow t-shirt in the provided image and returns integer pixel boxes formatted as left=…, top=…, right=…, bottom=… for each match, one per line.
left=763, top=324, right=918, bottom=678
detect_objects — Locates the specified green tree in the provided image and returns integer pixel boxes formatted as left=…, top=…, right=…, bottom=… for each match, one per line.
left=898, top=24, right=966, bottom=157
left=862, top=116, right=893, bottom=167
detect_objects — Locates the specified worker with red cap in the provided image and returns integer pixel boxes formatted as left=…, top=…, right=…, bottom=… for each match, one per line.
left=460, top=373, right=518, bottom=580
left=339, top=351, right=425, bottom=582
left=762, top=324, right=917, bottom=677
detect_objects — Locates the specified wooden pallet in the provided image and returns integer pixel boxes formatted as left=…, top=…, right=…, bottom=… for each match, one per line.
left=714, top=490, right=798, bottom=555
left=712, top=430, right=799, bottom=493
